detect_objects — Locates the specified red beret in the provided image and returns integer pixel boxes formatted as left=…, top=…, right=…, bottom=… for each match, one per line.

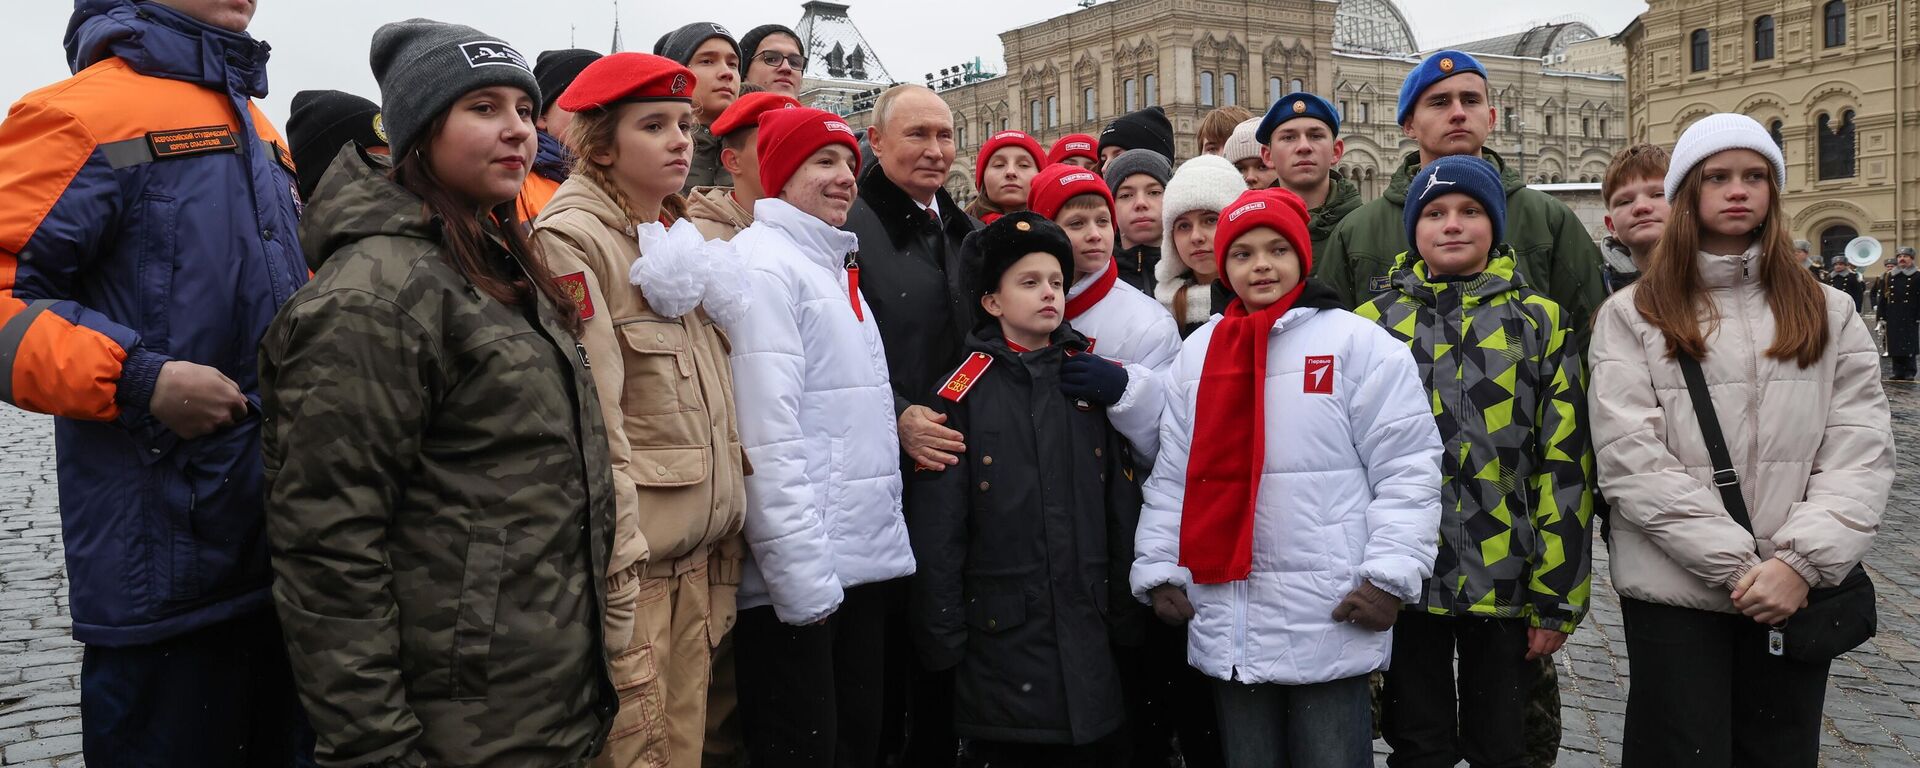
left=757, top=107, right=862, bottom=200
left=972, top=130, right=1045, bottom=193
left=1028, top=162, right=1114, bottom=222
left=555, top=52, right=695, bottom=112
left=1214, top=187, right=1312, bottom=279
left=1047, top=134, right=1098, bottom=165
left=711, top=91, right=803, bottom=138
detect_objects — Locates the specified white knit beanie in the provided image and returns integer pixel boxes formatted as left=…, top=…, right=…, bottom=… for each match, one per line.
left=1222, top=117, right=1264, bottom=165
left=1665, top=113, right=1786, bottom=201
left=1159, top=154, right=1249, bottom=258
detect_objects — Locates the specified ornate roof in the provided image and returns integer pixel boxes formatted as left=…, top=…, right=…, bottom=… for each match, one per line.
left=1452, top=21, right=1599, bottom=59
left=795, top=1, right=893, bottom=84
left=1335, top=0, right=1419, bottom=56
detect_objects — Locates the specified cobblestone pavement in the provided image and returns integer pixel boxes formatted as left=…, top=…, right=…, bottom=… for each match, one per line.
left=1, top=370, right=1918, bottom=766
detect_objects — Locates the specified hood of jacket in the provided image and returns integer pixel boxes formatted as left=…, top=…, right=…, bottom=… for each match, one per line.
left=753, top=197, right=860, bottom=272
left=533, top=130, right=573, bottom=183
left=1386, top=245, right=1525, bottom=307
left=67, top=0, right=270, bottom=96
left=687, top=186, right=755, bottom=231
left=856, top=161, right=975, bottom=246
left=541, top=170, right=633, bottom=236
left=1308, top=169, right=1363, bottom=244
left=298, top=145, right=436, bottom=273
left=1383, top=147, right=1524, bottom=207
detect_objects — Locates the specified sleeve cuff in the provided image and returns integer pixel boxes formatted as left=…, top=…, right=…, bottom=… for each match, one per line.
left=114, top=348, right=170, bottom=410
left=1130, top=561, right=1191, bottom=603
left=1773, top=549, right=1823, bottom=588
left=1360, top=559, right=1424, bottom=603
left=1528, top=610, right=1582, bottom=634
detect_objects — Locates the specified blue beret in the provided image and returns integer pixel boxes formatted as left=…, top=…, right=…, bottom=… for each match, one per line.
left=1404, top=155, right=1507, bottom=259
left=1396, top=50, right=1488, bottom=126
left=1256, top=92, right=1341, bottom=145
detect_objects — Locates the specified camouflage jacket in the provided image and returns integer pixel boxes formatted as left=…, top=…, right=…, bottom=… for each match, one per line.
left=1355, top=248, right=1594, bottom=633
left=261, top=146, right=618, bottom=767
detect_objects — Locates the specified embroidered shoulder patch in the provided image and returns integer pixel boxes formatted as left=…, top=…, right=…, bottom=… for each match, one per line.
left=556, top=271, right=595, bottom=320
left=147, top=126, right=237, bottom=159
left=1367, top=274, right=1391, bottom=294
left=938, top=352, right=994, bottom=402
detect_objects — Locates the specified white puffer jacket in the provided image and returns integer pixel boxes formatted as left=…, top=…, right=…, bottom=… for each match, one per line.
left=1070, top=270, right=1182, bottom=465
left=1589, top=248, right=1892, bottom=613
left=726, top=199, right=916, bottom=625
left=1132, top=305, right=1443, bottom=685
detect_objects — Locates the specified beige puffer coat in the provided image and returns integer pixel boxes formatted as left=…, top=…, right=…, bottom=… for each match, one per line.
left=1588, top=247, right=1893, bottom=613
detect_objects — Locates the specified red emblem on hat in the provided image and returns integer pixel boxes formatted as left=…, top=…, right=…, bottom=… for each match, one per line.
left=556, top=271, right=595, bottom=321
left=1303, top=355, right=1334, bottom=395
left=672, top=74, right=689, bottom=96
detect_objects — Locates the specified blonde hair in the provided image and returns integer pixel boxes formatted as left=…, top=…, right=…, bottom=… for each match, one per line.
left=566, top=104, right=689, bottom=227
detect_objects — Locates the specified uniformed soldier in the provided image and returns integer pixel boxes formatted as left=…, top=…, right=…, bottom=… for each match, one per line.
left=1882, top=247, right=1920, bottom=380
left=1827, top=259, right=1866, bottom=313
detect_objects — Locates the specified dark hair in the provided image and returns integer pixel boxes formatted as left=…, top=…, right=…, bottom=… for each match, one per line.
left=392, top=113, right=582, bottom=334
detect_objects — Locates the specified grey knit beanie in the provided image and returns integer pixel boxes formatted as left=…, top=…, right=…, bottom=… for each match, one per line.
left=371, top=19, right=539, bottom=159
left=1104, top=148, right=1173, bottom=193
left=654, top=22, right=740, bottom=66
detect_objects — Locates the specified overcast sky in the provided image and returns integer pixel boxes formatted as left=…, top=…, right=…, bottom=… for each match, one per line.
left=1, top=0, right=1647, bottom=125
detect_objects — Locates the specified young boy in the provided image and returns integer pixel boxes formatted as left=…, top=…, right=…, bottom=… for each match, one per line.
left=1258, top=92, right=1362, bottom=259
left=1355, top=155, right=1594, bottom=768
left=1132, top=186, right=1443, bottom=767
left=1104, top=149, right=1174, bottom=292
left=1197, top=105, right=1255, bottom=156
left=1027, top=162, right=1181, bottom=464
left=1599, top=143, right=1671, bottom=293
left=908, top=211, right=1144, bottom=766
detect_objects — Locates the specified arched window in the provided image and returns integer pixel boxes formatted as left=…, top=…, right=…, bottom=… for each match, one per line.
left=1200, top=71, right=1215, bottom=107
left=1145, top=74, right=1158, bottom=107
left=1289, top=78, right=1304, bottom=94
left=1769, top=119, right=1785, bottom=151
left=1825, top=1, right=1848, bottom=48
left=1223, top=73, right=1238, bottom=106
left=1029, top=100, right=1042, bottom=131
left=1820, top=224, right=1859, bottom=266
left=1754, top=15, right=1776, bottom=60
left=1048, top=96, right=1059, bottom=127
left=1269, top=77, right=1282, bottom=103
left=1819, top=110, right=1857, bottom=179
left=1691, top=29, right=1710, bottom=72
left=1083, top=88, right=1096, bottom=122
left=1125, top=78, right=1138, bottom=112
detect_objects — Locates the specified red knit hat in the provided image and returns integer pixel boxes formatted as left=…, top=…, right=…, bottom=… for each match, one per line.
left=555, top=52, right=695, bottom=112
left=757, top=107, right=863, bottom=199
left=1047, top=133, right=1098, bottom=165
left=1028, top=162, right=1114, bottom=221
left=711, top=91, right=803, bottom=138
left=973, top=130, right=1045, bottom=192
left=1213, top=187, right=1313, bottom=282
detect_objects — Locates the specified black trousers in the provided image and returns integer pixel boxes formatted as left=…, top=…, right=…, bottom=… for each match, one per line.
left=1892, top=355, right=1917, bottom=379
left=1620, top=598, right=1831, bottom=768
left=1381, top=612, right=1531, bottom=768
left=965, top=730, right=1124, bottom=768
left=81, top=608, right=312, bottom=768
left=736, top=580, right=894, bottom=768
left=1116, top=618, right=1225, bottom=767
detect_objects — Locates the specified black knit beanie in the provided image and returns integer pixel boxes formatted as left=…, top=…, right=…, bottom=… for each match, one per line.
left=534, top=49, right=601, bottom=115
left=288, top=90, right=386, bottom=201
left=738, top=24, right=803, bottom=76
left=1098, top=106, right=1175, bottom=164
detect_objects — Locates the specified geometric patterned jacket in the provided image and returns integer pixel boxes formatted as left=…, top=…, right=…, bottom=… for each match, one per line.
left=1356, top=248, right=1595, bottom=633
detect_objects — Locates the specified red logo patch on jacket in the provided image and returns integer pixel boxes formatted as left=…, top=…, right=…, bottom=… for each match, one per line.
left=556, top=271, right=594, bottom=320
left=1303, top=355, right=1334, bottom=395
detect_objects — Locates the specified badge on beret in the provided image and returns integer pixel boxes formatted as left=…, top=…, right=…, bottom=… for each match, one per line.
left=672, top=74, right=689, bottom=96
left=1292, top=100, right=1306, bottom=115
left=1439, top=57, right=1455, bottom=73
left=372, top=113, right=388, bottom=143
left=1015, top=221, right=1032, bottom=231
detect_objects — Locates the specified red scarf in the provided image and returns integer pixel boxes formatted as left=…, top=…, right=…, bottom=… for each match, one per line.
left=1180, top=188, right=1314, bottom=585
left=1066, top=260, right=1118, bottom=319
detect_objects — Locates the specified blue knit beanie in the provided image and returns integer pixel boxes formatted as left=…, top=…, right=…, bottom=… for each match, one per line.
left=1404, top=155, right=1506, bottom=256
left=1396, top=50, right=1488, bottom=126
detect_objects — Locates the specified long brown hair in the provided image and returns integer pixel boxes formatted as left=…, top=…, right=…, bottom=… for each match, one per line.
left=566, top=104, right=690, bottom=227
left=1632, top=159, right=1827, bottom=367
left=392, top=114, right=582, bottom=334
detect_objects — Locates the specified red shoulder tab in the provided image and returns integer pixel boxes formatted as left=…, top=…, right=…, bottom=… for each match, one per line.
left=938, top=352, right=994, bottom=402
left=556, top=271, right=595, bottom=320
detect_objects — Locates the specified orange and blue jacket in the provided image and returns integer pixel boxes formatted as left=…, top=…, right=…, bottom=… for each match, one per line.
left=0, top=1, right=307, bottom=645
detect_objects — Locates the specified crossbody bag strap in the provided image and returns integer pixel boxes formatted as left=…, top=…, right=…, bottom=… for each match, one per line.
left=1675, top=351, right=1754, bottom=533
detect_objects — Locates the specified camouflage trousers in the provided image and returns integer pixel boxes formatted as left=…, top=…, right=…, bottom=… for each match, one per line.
left=1368, top=654, right=1561, bottom=767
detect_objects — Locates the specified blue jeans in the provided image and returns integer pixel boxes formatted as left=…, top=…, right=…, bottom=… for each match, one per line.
left=1210, top=674, right=1373, bottom=768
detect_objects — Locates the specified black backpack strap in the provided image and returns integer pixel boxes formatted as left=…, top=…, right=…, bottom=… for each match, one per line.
left=1675, top=351, right=1754, bottom=533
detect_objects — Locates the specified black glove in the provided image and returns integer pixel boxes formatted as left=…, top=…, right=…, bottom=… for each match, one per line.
left=1060, top=353, right=1130, bottom=407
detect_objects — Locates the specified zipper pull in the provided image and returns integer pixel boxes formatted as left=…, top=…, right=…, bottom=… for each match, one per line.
left=1742, top=256, right=1752, bottom=281
left=845, top=251, right=863, bottom=321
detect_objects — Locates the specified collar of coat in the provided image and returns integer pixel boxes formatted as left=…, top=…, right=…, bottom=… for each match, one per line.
left=753, top=197, right=861, bottom=271
left=1386, top=246, right=1523, bottom=306
left=857, top=162, right=975, bottom=245
left=67, top=0, right=270, bottom=96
